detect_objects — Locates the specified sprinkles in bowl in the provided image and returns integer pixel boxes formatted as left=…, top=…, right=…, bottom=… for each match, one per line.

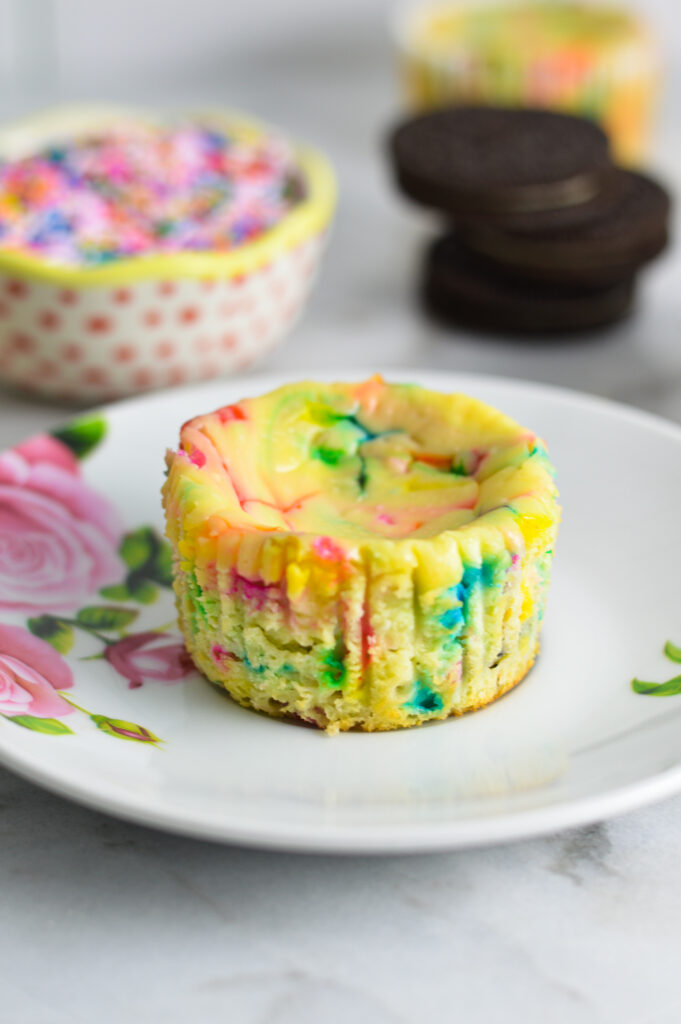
left=0, top=121, right=306, bottom=266
left=0, top=105, right=335, bottom=400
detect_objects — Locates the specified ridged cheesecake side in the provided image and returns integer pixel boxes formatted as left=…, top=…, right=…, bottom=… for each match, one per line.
left=162, top=377, right=560, bottom=732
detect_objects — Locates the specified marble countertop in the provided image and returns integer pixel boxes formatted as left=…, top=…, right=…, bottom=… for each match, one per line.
left=2, top=7, right=681, bottom=1022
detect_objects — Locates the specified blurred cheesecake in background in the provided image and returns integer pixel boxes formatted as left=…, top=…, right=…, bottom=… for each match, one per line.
left=393, top=1, right=660, bottom=165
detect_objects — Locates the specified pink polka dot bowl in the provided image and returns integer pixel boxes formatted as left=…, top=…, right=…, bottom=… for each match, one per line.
left=0, top=106, right=336, bottom=401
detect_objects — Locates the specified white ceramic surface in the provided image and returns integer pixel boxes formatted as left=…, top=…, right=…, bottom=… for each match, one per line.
left=2, top=369, right=681, bottom=853
left=0, top=236, right=322, bottom=400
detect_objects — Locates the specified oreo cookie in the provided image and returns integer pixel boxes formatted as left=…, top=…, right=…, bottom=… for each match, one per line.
left=389, top=106, right=617, bottom=230
left=424, top=234, right=635, bottom=335
left=462, top=170, right=671, bottom=285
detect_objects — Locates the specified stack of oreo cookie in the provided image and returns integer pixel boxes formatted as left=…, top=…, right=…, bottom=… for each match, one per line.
left=388, top=107, right=671, bottom=334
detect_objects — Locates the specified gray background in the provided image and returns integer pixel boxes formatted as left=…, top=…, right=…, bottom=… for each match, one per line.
left=1, top=2, right=681, bottom=1022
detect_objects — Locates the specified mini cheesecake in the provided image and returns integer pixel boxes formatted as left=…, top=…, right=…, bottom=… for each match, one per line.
left=162, top=376, right=560, bottom=732
left=394, top=1, right=659, bottom=166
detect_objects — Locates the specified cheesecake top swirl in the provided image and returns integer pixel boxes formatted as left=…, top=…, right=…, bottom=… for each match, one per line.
left=165, top=376, right=557, bottom=547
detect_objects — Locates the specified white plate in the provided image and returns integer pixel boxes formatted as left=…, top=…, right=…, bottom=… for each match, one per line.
left=2, top=369, right=681, bottom=853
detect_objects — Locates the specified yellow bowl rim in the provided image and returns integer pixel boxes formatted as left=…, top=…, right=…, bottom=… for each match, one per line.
left=0, top=105, right=336, bottom=288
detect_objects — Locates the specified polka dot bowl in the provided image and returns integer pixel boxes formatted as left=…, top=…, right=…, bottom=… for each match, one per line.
left=0, top=106, right=336, bottom=401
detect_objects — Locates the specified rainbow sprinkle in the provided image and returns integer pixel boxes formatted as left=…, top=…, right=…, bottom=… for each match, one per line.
left=0, top=122, right=306, bottom=266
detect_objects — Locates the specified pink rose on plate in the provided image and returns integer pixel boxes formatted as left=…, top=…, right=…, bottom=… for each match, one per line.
left=105, top=631, right=194, bottom=689
left=0, top=623, right=74, bottom=718
left=13, top=435, right=80, bottom=474
left=0, top=434, right=123, bottom=613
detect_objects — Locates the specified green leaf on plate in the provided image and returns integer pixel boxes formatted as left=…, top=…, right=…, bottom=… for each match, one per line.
left=27, top=614, right=74, bottom=654
left=120, top=527, right=157, bottom=571
left=664, top=641, right=681, bottom=664
left=99, top=583, right=133, bottom=602
left=52, top=413, right=107, bottom=460
left=112, top=527, right=173, bottom=597
left=90, top=715, right=160, bottom=744
left=101, top=576, right=162, bottom=606
left=5, top=715, right=74, bottom=735
left=127, top=577, right=159, bottom=604
left=632, top=675, right=681, bottom=696
left=76, top=605, right=139, bottom=631
left=149, top=539, right=173, bottom=588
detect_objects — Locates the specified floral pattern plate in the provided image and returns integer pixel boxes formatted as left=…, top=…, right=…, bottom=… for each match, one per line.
left=2, top=370, right=681, bottom=853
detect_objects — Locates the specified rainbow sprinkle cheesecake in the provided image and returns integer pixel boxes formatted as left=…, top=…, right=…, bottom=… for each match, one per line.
left=395, top=1, right=659, bottom=165
left=162, top=377, right=560, bottom=732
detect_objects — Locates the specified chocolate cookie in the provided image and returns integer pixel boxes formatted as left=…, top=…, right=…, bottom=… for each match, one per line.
left=389, top=107, right=617, bottom=230
left=461, top=170, right=671, bottom=285
left=424, top=234, right=635, bottom=334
